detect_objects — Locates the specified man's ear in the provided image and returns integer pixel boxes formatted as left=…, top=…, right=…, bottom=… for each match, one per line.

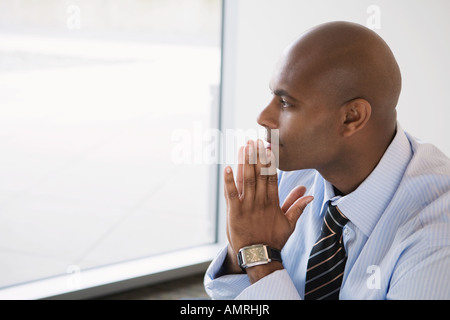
left=341, top=98, right=371, bottom=137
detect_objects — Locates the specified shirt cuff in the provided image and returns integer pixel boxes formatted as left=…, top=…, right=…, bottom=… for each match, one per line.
left=235, top=269, right=301, bottom=300
left=204, top=245, right=251, bottom=300
left=204, top=245, right=301, bottom=300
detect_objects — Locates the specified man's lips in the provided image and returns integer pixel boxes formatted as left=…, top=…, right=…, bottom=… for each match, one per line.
left=265, top=130, right=281, bottom=149
left=265, top=140, right=281, bottom=150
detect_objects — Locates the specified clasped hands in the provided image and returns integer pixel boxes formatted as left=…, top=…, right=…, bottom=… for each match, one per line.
left=223, top=139, right=314, bottom=282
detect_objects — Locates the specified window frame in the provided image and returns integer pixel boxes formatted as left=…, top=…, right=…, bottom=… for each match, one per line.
left=0, top=244, right=224, bottom=299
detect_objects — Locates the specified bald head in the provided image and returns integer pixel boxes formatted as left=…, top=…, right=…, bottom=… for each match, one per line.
left=280, top=21, right=401, bottom=125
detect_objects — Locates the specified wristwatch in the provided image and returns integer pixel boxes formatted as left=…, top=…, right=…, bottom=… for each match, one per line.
left=237, top=244, right=282, bottom=269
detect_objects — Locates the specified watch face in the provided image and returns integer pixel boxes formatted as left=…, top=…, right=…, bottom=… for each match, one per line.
left=245, top=247, right=265, bottom=263
left=241, top=245, right=269, bottom=267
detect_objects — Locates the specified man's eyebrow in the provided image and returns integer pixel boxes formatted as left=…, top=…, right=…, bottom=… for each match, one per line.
left=272, top=88, right=299, bottom=102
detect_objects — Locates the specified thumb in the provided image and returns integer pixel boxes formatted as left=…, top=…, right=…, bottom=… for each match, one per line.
left=281, top=185, right=307, bottom=213
left=285, top=196, right=314, bottom=228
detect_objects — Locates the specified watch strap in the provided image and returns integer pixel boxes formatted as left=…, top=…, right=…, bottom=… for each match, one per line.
left=267, top=246, right=282, bottom=263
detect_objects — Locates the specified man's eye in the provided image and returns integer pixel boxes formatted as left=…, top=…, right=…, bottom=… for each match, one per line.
left=280, top=99, right=291, bottom=108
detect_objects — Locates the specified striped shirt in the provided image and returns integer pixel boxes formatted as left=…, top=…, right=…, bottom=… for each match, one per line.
left=204, top=123, right=450, bottom=299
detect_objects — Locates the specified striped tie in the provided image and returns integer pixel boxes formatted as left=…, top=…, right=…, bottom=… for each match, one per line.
left=304, top=203, right=349, bottom=300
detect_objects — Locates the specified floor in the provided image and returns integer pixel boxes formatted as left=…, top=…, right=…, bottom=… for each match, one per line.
left=100, top=273, right=209, bottom=300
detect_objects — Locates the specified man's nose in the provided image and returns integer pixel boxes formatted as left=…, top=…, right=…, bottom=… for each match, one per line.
left=257, top=98, right=279, bottom=129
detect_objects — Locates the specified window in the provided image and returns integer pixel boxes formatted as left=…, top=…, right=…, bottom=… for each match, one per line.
left=0, top=0, right=223, bottom=298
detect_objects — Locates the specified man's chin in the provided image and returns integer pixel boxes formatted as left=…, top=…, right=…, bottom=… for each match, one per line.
left=277, top=164, right=295, bottom=172
left=277, top=160, right=308, bottom=172
left=270, top=149, right=305, bottom=172
left=276, top=159, right=290, bottom=172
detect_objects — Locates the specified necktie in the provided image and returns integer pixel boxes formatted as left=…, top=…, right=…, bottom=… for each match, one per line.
left=304, top=203, right=349, bottom=300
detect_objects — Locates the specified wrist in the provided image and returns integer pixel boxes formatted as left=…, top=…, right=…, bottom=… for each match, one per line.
left=237, top=244, right=282, bottom=268
left=236, top=244, right=283, bottom=283
left=223, top=245, right=246, bottom=275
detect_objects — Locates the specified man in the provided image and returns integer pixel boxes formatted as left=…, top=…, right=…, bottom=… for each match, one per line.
left=204, top=21, right=450, bottom=299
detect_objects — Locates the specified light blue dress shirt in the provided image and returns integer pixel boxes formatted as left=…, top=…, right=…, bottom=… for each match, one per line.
left=204, top=124, right=450, bottom=299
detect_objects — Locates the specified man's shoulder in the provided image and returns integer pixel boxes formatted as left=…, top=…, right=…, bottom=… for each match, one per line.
left=392, top=132, right=450, bottom=244
left=406, top=132, right=450, bottom=175
left=402, top=132, right=450, bottom=204
left=374, top=134, right=450, bottom=270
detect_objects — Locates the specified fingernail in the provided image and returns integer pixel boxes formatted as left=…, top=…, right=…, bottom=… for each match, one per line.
left=226, top=167, right=231, bottom=174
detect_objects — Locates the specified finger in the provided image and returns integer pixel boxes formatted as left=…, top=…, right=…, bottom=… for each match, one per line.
left=224, top=166, right=240, bottom=212
left=258, top=139, right=270, bottom=166
left=265, top=148, right=279, bottom=202
left=285, top=196, right=314, bottom=229
left=255, top=139, right=268, bottom=202
left=242, top=141, right=256, bottom=201
left=236, top=146, right=244, bottom=196
left=281, top=185, right=307, bottom=213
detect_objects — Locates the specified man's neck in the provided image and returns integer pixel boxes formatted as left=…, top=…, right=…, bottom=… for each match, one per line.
left=320, top=130, right=396, bottom=195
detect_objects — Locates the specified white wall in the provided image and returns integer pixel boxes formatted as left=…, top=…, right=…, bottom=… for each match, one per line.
left=222, top=0, right=450, bottom=156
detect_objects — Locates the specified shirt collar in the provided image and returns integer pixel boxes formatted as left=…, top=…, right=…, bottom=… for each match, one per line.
left=324, top=123, right=413, bottom=237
